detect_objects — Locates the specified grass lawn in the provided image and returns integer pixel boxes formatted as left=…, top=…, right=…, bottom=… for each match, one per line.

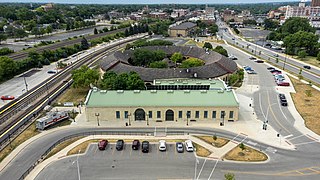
left=192, top=143, right=211, bottom=157
left=0, top=122, right=40, bottom=163
left=290, top=77, right=320, bottom=135
left=224, top=145, right=268, bottom=162
left=293, top=56, right=320, bottom=68
left=45, top=137, right=83, bottom=159
left=55, top=87, right=89, bottom=106
left=195, top=136, right=229, bottom=148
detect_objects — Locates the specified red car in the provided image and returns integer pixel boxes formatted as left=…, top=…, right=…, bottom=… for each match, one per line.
left=1, top=95, right=15, bottom=100
left=98, top=140, right=108, bottom=150
left=277, top=81, right=290, bottom=86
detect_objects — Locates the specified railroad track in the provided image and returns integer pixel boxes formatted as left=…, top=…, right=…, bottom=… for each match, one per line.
left=8, top=28, right=127, bottom=61
left=0, top=34, right=147, bottom=147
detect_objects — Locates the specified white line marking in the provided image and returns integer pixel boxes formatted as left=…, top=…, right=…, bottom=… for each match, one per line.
left=196, top=159, right=207, bottom=180
left=247, top=141, right=257, bottom=146
left=283, top=134, right=293, bottom=139
left=207, top=160, right=219, bottom=180
left=287, top=134, right=305, bottom=140
left=259, top=93, right=266, bottom=120
left=278, top=101, right=288, bottom=120
left=293, top=140, right=320, bottom=146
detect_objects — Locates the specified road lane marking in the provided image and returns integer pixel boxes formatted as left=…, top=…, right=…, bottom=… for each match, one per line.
left=247, top=141, right=257, bottom=146
left=283, top=134, right=293, bottom=139
left=277, top=100, right=288, bottom=120
left=296, top=171, right=304, bottom=175
left=196, top=159, right=207, bottom=180
left=267, top=90, right=290, bottom=134
left=308, top=168, right=320, bottom=173
left=207, top=159, right=219, bottom=180
left=293, top=140, right=319, bottom=146
left=259, top=93, right=266, bottom=119
left=287, top=134, right=304, bottom=140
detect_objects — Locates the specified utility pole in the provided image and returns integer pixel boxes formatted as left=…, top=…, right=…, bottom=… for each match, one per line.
left=23, top=73, right=28, bottom=92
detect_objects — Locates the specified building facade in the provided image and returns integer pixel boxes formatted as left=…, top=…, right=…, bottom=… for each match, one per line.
left=168, top=22, right=197, bottom=37
left=312, top=0, right=320, bottom=7
left=85, top=79, right=239, bottom=125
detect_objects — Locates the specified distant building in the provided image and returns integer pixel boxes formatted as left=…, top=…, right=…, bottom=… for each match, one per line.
left=312, top=0, right=320, bottom=7
left=168, top=22, right=197, bottom=37
left=171, top=9, right=190, bottom=18
left=205, top=6, right=215, bottom=16
left=40, top=3, right=54, bottom=11
left=108, top=11, right=125, bottom=19
left=149, top=12, right=167, bottom=19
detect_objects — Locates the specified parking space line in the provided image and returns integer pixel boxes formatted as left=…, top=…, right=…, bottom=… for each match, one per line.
left=296, top=171, right=304, bottom=175
left=196, top=159, right=207, bottom=180
left=94, top=145, right=98, bottom=154
left=308, top=168, right=320, bottom=173
left=287, top=134, right=304, bottom=140
left=112, top=144, right=116, bottom=155
left=207, top=160, right=219, bottom=180
left=129, top=145, right=132, bottom=156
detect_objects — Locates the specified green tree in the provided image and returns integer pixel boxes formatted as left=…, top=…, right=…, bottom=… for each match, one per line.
left=71, top=65, right=99, bottom=88
left=203, top=42, right=213, bottom=49
left=127, top=71, right=145, bottom=90
left=208, top=24, right=219, bottom=35
left=212, top=135, right=217, bottom=141
left=170, top=52, right=183, bottom=63
left=317, top=52, right=320, bottom=61
left=0, top=56, right=18, bottom=81
left=213, top=46, right=228, bottom=57
left=0, top=34, right=7, bottom=44
left=46, top=25, right=53, bottom=35
left=81, top=37, right=90, bottom=50
left=180, top=58, right=204, bottom=68
left=264, top=19, right=279, bottom=30
left=224, top=173, right=235, bottom=180
left=283, top=31, right=319, bottom=55
left=100, top=71, right=117, bottom=90
left=298, top=50, right=307, bottom=58
left=94, top=28, right=98, bottom=34
left=0, top=48, right=14, bottom=55
left=305, top=89, right=312, bottom=97
left=239, top=143, right=245, bottom=151
left=14, top=29, right=28, bottom=40
left=132, top=49, right=166, bottom=66
left=149, top=61, right=168, bottom=68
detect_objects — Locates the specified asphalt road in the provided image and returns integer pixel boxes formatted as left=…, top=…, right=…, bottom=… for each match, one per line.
left=216, top=17, right=320, bottom=85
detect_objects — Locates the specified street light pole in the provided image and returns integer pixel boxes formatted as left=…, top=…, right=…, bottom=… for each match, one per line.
left=146, top=113, right=149, bottom=126
left=186, top=112, right=190, bottom=126
left=283, top=53, right=287, bottom=70
left=128, top=113, right=131, bottom=126
left=23, top=73, right=28, bottom=92
left=95, top=113, right=100, bottom=126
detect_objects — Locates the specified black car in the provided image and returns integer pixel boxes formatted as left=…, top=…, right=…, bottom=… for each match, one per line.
left=270, top=69, right=281, bottom=74
left=279, top=94, right=288, bottom=106
left=303, top=65, right=311, bottom=69
left=142, top=141, right=149, bottom=153
left=249, top=56, right=256, bottom=60
left=267, top=67, right=275, bottom=71
left=116, top=140, right=124, bottom=151
left=132, top=140, right=140, bottom=150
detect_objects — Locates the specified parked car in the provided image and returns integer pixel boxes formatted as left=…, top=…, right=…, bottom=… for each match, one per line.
left=229, top=55, right=238, bottom=60
left=98, top=140, right=108, bottom=150
left=116, top=140, right=124, bottom=151
left=243, top=66, right=252, bottom=71
left=249, top=56, right=256, bottom=60
left=254, top=60, right=264, bottom=63
left=274, top=54, right=279, bottom=57
left=279, top=94, right=288, bottom=106
left=142, top=141, right=150, bottom=153
left=176, top=142, right=184, bottom=153
left=277, top=80, right=290, bottom=86
left=274, top=74, right=285, bottom=81
left=185, top=140, right=194, bottom=152
left=132, top=140, right=140, bottom=150
left=247, top=70, right=257, bottom=74
left=267, top=67, right=275, bottom=71
left=303, top=65, right=311, bottom=69
left=159, top=140, right=166, bottom=151
left=1, top=95, right=15, bottom=100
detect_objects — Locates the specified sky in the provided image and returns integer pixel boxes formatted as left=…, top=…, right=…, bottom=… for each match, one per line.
left=0, top=0, right=302, bottom=4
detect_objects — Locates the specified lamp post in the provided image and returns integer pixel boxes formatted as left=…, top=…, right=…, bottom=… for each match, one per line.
left=128, top=113, right=131, bottom=126
left=220, top=111, right=225, bottom=126
left=146, top=113, right=149, bottom=126
left=23, top=73, right=28, bottom=92
left=186, top=112, right=190, bottom=126
left=282, top=52, right=287, bottom=70
left=95, top=113, right=100, bottom=126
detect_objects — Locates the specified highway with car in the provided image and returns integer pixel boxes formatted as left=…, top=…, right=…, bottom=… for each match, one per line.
left=216, top=16, right=320, bottom=85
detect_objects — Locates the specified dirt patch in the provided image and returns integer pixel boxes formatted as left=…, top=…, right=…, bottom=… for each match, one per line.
left=195, top=136, right=229, bottom=148
left=193, top=143, right=211, bottom=157
left=0, top=122, right=40, bottom=163
left=290, top=77, right=320, bottom=135
left=224, top=145, right=268, bottom=162
left=55, top=87, right=89, bottom=105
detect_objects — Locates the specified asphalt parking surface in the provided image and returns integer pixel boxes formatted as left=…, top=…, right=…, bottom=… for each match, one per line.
left=35, top=142, right=222, bottom=180
left=239, top=28, right=270, bottom=40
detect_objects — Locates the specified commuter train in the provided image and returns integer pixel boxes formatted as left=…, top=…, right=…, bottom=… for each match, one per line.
left=36, top=111, right=69, bottom=130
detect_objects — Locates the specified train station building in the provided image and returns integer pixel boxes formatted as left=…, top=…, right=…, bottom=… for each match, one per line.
left=84, top=79, right=239, bottom=124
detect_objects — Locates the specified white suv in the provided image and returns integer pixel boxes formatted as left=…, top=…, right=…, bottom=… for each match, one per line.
left=185, top=140, right=194, bottom=152
left=159, top=140, right=166, bottom=151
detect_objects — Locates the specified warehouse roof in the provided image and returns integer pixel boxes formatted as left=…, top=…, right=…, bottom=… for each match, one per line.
left=169, top=22, right=197, bottom=30
left=86, top=89, right=239, bottom=107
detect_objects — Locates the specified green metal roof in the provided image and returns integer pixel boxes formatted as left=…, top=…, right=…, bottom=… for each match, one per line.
left=86, top=89, right=239, bottom=107
left=153, top=79, right=225, bottom=89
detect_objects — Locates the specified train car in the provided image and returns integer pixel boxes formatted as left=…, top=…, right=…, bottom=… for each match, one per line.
left=36, top=111, right=69, bottom=130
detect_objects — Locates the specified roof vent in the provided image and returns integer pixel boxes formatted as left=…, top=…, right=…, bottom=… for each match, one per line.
left=151, top=90, right=157, bottom=93
left=186, top=69, right=190, bottom=73
left=184, top=90, right=190, bottom=93
left=193, top=73, right=198, bottom=78
left=155, top=81, right=161, bottom=84
left=117, top=90, right=124, bottom=93
left=200, top=90, right=207, bottom=93
left=134, top=90, right=141, bottom=93
left=169, top=81, right=175, bottom=84
left=100, top=90, right=107, bottom=93
left=167, top=90, right=174, bottom=93
left=93, top=87, right=98, bottom=92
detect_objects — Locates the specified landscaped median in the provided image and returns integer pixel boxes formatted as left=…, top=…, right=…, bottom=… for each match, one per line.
left=223, top=143, right=268, bottom=162
left=195, top=135, right=229, bottom=148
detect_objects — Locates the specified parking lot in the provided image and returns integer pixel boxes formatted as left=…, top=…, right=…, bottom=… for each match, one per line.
left=35, top=142, right=221, bottom=180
